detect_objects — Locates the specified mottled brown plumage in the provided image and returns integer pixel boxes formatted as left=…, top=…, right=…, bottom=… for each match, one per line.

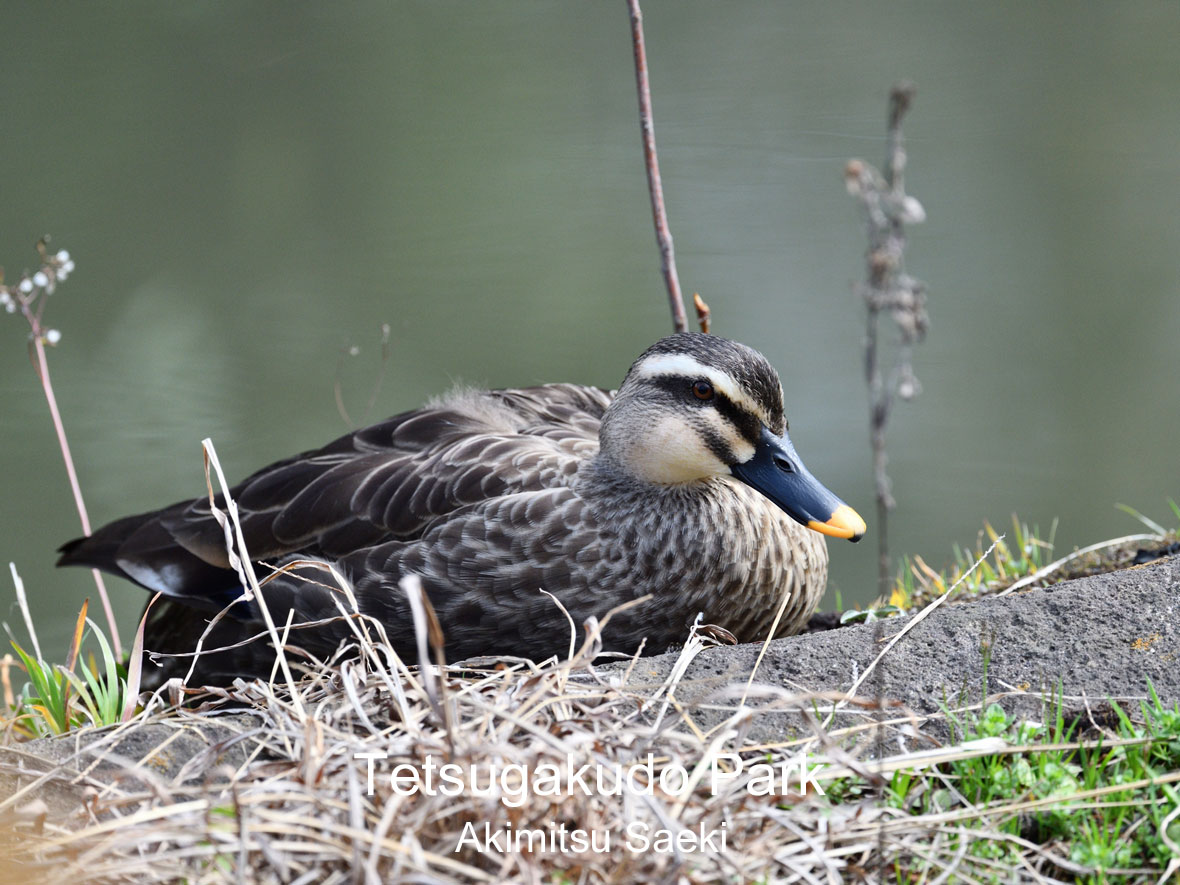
left=59, top=333, right=864, bottom=686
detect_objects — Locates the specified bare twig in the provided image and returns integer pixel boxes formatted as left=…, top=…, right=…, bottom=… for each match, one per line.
left=2, top=242, right=122, bottom=656
left=693, top=293, right=711, bottom=334
left=627, top=0, right=688, bottom=333
left=845, top=83, right=929, bottom=598
left=200, top=437, right=306, bottom=718
left=846, top=98, right=930, bottom=879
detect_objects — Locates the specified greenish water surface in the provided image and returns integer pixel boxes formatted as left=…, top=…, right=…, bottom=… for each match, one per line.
left=1, top=3, right=1177, bottom=654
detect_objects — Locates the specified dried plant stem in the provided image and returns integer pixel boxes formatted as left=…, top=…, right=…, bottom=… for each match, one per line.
left=847, top=83, right=929, bottom=599
left=200, top=438, right=304, bottom=716
left=27, top=320, right=122, bottom=657
left=693, top=292, right=711, bottom=334
left=997, top=532, right=1162, bottom=597
left=627, top=0, right=688, bottom=334
left=864, top=316, right=892, bottom=598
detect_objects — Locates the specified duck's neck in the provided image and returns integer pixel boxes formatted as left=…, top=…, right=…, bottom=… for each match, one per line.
left=579, top=452, right=828, bottom=645
left=580, top=453, right=719, bottom=503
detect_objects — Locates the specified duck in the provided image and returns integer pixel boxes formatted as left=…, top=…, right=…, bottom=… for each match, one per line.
left=58, top=333, right=865, bottom=686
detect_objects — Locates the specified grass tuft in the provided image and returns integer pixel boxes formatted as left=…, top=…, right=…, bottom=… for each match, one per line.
left=3, top=598, right=130, bottom=739
left=888, top=505, right=1179, bottom=612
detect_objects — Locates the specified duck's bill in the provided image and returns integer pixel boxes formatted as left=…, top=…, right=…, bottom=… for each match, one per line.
left=731, top=427, right=866, bottom=542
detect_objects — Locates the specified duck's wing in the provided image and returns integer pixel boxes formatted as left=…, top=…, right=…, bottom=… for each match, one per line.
left=58, top=384, right=612, bottom=598
left=153, top=485, right=666, bottom=681
left=339, top=484, right=695, bottom=662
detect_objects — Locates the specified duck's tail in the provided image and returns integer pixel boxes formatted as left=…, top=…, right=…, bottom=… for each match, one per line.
left=58, top=509, right=235, bottom=600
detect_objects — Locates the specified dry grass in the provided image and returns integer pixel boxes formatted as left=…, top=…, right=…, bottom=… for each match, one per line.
left=0, top=624, right=992, bottom=884
left=9, top=618, right=1174, bottom=883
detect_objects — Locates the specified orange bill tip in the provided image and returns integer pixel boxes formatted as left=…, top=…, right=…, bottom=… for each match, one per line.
left=807, top=504, right=867, bottom=542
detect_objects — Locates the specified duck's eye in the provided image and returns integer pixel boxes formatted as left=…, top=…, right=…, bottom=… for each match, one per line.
left=691, top=380, right=714, bottom=401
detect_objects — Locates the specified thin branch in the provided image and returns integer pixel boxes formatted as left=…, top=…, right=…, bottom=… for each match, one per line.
left=627, top=0, right=688, bottom=333
left=846, top=82, right=928, bottom=599
left=693, top=292, right=711, bottom=333
left=5, top=243, right=123, bottom=656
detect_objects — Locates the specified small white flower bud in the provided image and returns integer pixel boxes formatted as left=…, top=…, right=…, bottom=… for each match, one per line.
left=33, top=271, right=49, bottom=287
left=45, top=329, right=62, bottom=345
left=899, top=195, right=926, bottom=224
left=18, top=278, right=34, bottom=294
left=55, top=250, right=71, bottom=263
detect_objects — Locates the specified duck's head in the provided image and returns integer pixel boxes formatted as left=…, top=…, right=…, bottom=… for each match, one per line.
left=600, top=333, right=866, bottom=541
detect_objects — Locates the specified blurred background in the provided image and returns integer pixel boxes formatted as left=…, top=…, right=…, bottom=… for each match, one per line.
left=1, top=3, right=1177, bottom=653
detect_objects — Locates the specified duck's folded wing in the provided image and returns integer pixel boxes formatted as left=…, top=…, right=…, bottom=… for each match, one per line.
left=171, top=384, right=609, bottom=556
left=337, top=486, right=678, bottom=662
left=190, top=485, right=664, bottom=667
left=59, top=385, right=611, bottom=599
left=135, top=489, right=619, bottom=685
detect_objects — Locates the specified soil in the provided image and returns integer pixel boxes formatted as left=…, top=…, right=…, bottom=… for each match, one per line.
left=609, top=553, right=1180, bottom=746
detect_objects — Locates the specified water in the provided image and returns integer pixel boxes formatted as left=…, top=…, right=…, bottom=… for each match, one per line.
left=2, top=2, right=1178, bottom=655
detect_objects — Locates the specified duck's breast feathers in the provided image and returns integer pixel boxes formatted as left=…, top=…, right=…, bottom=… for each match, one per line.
left=158, top=383, right=610, bottom=562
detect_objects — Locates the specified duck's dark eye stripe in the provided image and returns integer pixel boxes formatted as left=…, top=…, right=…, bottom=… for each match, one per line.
left=649, top=374, right=695, bottom=398
left=718, top=401, right=762, bottom=446
left=649, top=373, right=723, bottom=409
left=701, top=385, right=762, bottom=444
left=700, top=427, right=732, bottom=462
left=648, top=373, right=764, bottom=446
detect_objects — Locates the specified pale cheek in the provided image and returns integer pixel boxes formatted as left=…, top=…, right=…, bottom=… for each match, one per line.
left=707, top=410, right=754, bottom=466
left=722, top=432, right=755, bottom=466
left=628, top=416, right=728, bottom=483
